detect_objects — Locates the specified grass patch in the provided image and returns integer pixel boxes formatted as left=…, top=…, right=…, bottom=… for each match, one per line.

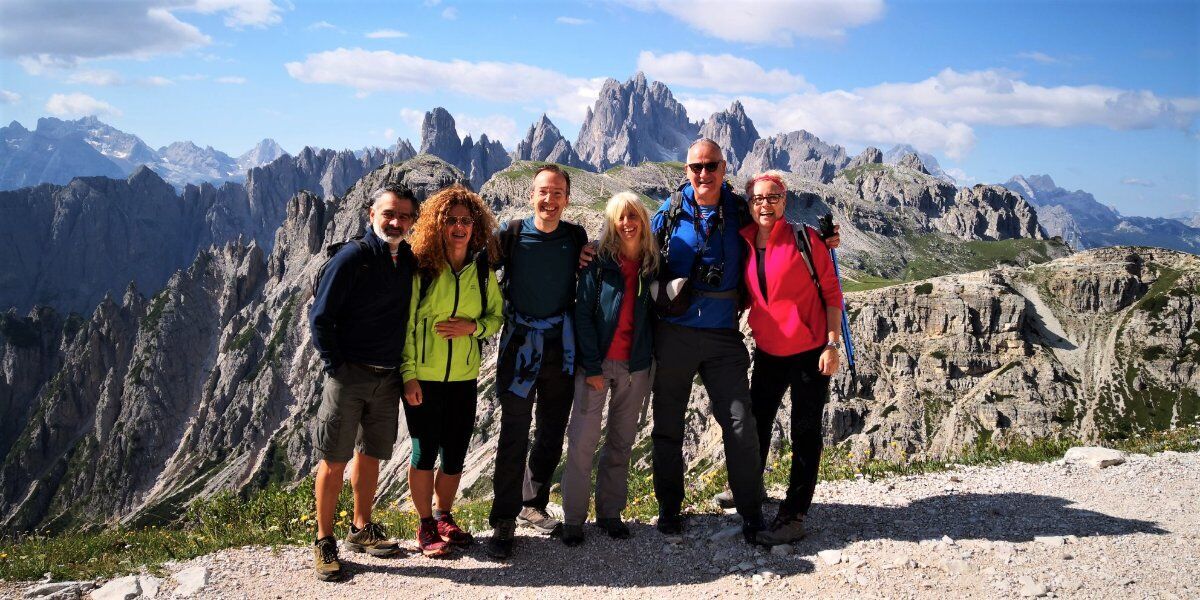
left=914, top=282, right=933, bottom=295
left=842, top=273, right=901, bottom=293
left=900, top=234, right=1066, bottom=282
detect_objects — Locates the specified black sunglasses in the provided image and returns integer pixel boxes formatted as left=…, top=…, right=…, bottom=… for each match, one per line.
left=687, top=161, right=723, bottom=174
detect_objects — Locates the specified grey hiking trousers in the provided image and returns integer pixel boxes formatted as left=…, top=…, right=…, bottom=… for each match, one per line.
left=560, top=359, right=651, bottom=525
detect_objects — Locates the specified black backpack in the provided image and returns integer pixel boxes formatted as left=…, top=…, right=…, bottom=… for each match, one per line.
left=654, top=183, right=752, bottom=266
left=497, top=218, right=589, bottom=300
left=310, top=236, right=369, bottom=300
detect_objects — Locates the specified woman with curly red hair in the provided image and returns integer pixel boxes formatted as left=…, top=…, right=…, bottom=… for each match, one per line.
left=400, top=184, right=503, bottom=557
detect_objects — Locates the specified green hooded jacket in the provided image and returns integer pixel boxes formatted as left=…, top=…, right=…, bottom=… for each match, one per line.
left=401, top=258, right=503, bottom=383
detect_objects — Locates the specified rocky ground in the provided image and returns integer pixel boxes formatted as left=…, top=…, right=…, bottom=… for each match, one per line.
left=8, top=448, right=1197, bottom=599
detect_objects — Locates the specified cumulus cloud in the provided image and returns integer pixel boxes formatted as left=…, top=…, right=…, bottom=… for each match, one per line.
left=0, top=90, right=21, bottom=104
left=943, top=167, right=975, bottom=185
left=215, top=76, right=247, bottom=84
left=676, top=67, right=1199, bottom=160
left=191, top=0, right=285, bottom=28
left=45, top=93, right=122, bottom=118
left=623, top=0, right=884, bottom=44
left=637, top=50, right=811, bottom=94
left=286, top=48, right=596, bottom=120
left=1121, top=178, right=1155, bottom=187
left=66, top=69, right=125, bottom=86
left=366, top=29, right=408, bottom=39
left=442, top=7, right=458, bottom=20
left=556, top=16, right=591, bottom=25
left=307, top=20, right=342, bottom=32
left=454, top=113, right=518, bottom=144
left=1, top=0, right=284, bottom=71
left=143, top=76, right=174, bottom=86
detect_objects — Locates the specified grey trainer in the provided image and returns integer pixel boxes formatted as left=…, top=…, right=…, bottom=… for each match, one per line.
left=517, top=506, right=561, bottom=535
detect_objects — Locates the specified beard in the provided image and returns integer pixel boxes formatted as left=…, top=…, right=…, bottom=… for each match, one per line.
left=374, top=222, right=407, bottom=245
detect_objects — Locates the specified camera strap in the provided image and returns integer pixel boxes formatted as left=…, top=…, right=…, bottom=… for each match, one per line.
left=690, top=200, right=725, bottom=276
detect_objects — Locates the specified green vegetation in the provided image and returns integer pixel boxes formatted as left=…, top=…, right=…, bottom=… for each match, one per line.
left=3, top=426, right=1197, bottom=581
left=1133, top=266, right=1182, bottom=316
left=838, top=162, right=889, bottom=185
left=140, top=291, right=170, bottom=330
left=842, top=273, right=901, bottom=293
left=225, top=322, right=256, bottom=353
left=914, top=282, right=933, bottom=295
left=899, top=234, right=1066, bottom=282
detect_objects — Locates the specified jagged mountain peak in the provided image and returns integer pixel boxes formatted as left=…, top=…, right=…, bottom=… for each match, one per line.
left=740, top=129, right=849, bottom=182
left=698, top=101, right=760, bottom=173
left=515, top=114, right=585, bottom=169
left=575, top=72, right=698, bottom=171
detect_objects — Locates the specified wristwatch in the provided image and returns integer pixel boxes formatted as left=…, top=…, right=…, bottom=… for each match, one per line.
left=825, top=341, right=839, bottom=351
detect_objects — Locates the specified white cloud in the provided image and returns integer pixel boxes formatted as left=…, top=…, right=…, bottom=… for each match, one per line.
left=1, top=1, right=284, bottom=71
left=0, top=90, right=20, bottom=105
left=399, top=108, right=426, bottom=132
left=1121, top=178, right=1155, bottom=187
left=637, top=50, right=811, bottom=95
left=1017, top=51, right=1066, bottom=65
left=454, top=113, right=518, bottom=145
left=307, top=20, right=342, bottom=32
left=45, top=93, right=122, bottom=118
left=383, top=127, right=396, bottom=140
left=215, top=76, right=247, bottom=84
left=442, top=6, right=459, bottom=20
left=556, top=16, right=591, bottom=25
left=191, top=0, right=285, bottom=28
left=676, top=67, right=1199, bottom=160
left=366, top=29, right=408, bottom=39
left=178, top=74, right=209, bottom=81
left=623, top=0, right=884, bottom=44
left=143, top=76, right=174, bottom=86
left=943, top=167, right=975, bottom=185
left=287, top=48, right=582, bottom=107
left=423, top=0, right=441, bottom=5
left=66, top=69, right=125, bottom=86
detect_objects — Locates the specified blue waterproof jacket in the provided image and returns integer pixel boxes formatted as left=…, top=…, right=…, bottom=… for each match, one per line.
left=650, top=182, right=749, bottom=329
left=573, top=255, right=654, bottom=376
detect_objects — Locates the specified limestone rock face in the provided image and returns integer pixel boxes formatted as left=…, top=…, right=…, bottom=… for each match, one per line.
left=514, top=115, right=585, bottom=169
left=740, top=130, right=850, bottom=183
left=419, top=108, right=511, bottom=190
left=236, top=139, right=287, bottom=173
left=574, top=72, right=699, bottom=171
left=0, top=156, right=467, bottom=530
left=698, top=101, right=759, bottom=173
left=845, top=147, right=883, bottom=170
left=1002, top=174, right=1200, bottom=253
left=883, top=144, right=954, bottom=183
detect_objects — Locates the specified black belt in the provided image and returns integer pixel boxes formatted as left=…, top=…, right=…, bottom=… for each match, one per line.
left=356, top=363, right=397, bottom=375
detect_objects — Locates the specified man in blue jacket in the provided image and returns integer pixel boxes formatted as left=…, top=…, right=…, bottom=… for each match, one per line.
left=308, top=185, right=416, bottom=581
left=650, top=139, right=765, bottom=543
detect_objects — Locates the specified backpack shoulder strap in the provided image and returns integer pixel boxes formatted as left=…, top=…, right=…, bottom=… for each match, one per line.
left=792, top=223, right=825, bottom=308
left=498, top=218, right=523, bottom=294
left=474, top=250, right=489, bottom=311
left=417, top=271, right=434, bottom=305
left=656, top=191, right=686, bottom=262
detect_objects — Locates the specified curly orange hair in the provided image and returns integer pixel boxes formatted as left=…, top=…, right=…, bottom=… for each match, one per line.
left=409, top=184, right=501, bottom=276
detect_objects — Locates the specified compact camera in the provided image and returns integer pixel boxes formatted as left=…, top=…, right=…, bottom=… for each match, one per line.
left=696, top=263, right=725, bottom=287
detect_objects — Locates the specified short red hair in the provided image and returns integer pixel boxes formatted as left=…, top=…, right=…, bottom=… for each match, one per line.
left=745, top=171, right=787, bottom=199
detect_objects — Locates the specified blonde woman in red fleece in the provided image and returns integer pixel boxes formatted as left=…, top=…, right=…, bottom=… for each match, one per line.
left=739, top=170, right=843, bottom=545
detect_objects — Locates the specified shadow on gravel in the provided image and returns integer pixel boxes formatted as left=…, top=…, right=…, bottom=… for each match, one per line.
left=801, top=492, right=1165, bottom=546
left=345, top=492, right=1162, bottom=588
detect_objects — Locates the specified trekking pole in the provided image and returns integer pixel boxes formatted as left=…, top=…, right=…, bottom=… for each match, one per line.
left=818, top=215, right=858, bottom=386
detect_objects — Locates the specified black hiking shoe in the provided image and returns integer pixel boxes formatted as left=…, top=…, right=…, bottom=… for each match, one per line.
left=561, top=523, right=585, bottom=547
left=656, top=512, right=685, bottom=535
left=594, top=518, right=631, bottom=539
left=486, top=520, right=516, bottom=559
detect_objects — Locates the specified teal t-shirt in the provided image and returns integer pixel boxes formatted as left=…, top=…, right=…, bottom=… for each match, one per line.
left=504, top=217, right=582, bottom=319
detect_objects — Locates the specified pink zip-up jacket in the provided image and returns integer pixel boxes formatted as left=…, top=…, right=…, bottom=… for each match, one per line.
left=739, top=220, right=843, bottom=357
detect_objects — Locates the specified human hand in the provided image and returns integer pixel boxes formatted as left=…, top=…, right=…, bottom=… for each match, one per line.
left=434, top=318, right=477, bottom=339
left=404, top=379, right=423, bottom=406
left=586, top=375, right=605, bottom=391
left=825, top=224, right=841, bottom=249
left=578, top=241, right=597, bottom=269
left=818, top=346, right=840, bottom=377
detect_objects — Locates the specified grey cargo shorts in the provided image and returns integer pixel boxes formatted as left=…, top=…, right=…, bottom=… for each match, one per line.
left=313, top=363, right=403, bottom=463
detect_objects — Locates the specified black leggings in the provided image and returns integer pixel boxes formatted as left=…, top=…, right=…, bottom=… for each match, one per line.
left=751, top=345, right=830, bottom=516
left=402, top=379, right=478, bottom=474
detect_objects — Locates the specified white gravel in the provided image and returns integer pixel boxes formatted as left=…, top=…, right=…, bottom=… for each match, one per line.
left=6, top=450, right=1198, bottom=599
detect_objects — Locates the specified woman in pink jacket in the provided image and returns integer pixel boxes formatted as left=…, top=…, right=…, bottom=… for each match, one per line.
left=740, top=171, right=843, bottom=545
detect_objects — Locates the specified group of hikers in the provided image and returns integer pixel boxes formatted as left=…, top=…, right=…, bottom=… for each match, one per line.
left=307, top=138, right=844, bottom=581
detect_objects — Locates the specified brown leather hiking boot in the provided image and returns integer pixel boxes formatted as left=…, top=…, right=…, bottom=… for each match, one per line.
left=344, top=522, right=402, bottom=557
left=313, top=536, right=344, bottom=582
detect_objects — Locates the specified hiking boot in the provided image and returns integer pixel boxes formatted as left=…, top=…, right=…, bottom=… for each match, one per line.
left=757, top=512, right=807, bottom=546
left=742, top=516, right=767, bottom=546
left=561, top=523, right=584, bottom=547
left=485, top=520, right=516, bottom=559
left=517, top=506, right=561, bottom=535
left=713, top=485, right=769, bottom=509
left=435, top=512, right=474, bottom=546
left=417, top=518, right=451, bottom=557
left=313, top=536, right=344, bottom=582
left=594, top=517, right=631, bottom=539
left=655, top=512, right=685, bottom=535
left=344, top=522, right=402, bottom=557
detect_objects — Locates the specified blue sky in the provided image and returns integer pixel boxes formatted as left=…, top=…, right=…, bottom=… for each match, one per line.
left=0, top=0, right=1197, bottom=217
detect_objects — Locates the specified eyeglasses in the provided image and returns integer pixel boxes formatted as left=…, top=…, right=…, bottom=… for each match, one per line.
left=687, top=161, right=723, bottom=174
left=750, top=193, right=784, bottom=205
left=444, top=216, right=474, bottom=227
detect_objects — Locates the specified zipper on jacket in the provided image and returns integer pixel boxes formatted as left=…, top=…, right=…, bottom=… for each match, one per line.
left=444, top=269, right=462, bottom=382
left=421, top=317, right=428, bottom=363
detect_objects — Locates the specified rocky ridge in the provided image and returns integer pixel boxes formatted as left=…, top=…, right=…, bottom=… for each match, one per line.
left=419, top=108, right=511, bottom=190
left=740, top=130, right=851, bottom=183
left=884, top=144, right=955, bottom=183
left=514, top=115, right=586, bottom=169
left=574, top=72, right=699, bottom=171
left=697, top=101, right=759, bottom=173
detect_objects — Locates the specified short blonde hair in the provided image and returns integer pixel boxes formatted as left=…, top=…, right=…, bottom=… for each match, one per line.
left=597, top=192, right=659, bottom=277
left=745, top=170, right=788, bottom=199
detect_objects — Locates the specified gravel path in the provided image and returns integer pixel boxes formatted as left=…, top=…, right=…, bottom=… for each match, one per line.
left=8, top=450, right=1198, bottom=599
